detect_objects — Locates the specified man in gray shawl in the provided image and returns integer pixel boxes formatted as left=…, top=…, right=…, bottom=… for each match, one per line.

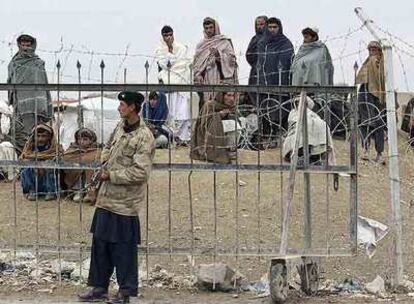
left=7, top=34, right=52, bottom=150
left=291, top=27, right=334, bottom=86
left=193, top=17, right=238, bottom=110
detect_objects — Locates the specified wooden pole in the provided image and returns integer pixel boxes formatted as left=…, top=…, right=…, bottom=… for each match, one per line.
left=355, top=7, right=404, bottom=286
left=383, top=42, right=404, bottom=285
left=280, top=91, right=307, bottom=255
left=302, top=96, right=312, bottom=250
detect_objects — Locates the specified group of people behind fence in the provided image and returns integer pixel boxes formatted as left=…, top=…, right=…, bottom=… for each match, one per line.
left=1, top=15, right=401, bottom=201
left=0, top=14, right=409, bottom=303
left=18, top=123, right=101, bottom=202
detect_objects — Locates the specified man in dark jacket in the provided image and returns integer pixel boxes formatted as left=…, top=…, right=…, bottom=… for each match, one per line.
left=246, top=15, right=268, bottom=105
left=246, top=16, right=268, bottom=87
left=257, top=18, right=294, bottom=144
left=78, top=91, right=155, bottom=303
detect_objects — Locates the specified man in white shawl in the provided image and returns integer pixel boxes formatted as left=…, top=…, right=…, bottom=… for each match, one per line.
left=282, top=96, right=335, bottom=166
left=154, top=25, right=191, bottom=145
left=193, top=17, right=238, bottom=109
left=291, top=27, right=334, bottom=86
left=0, top=100, right=18, bottom=180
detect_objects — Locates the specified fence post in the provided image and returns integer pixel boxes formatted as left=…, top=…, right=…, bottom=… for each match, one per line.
left=383, top=42, right=404, bottom=286
left=355, top=7, right=404, bottom=286
left=77, top=60, right=84, bottom=128
left=99, top=60, right=105, bottom=146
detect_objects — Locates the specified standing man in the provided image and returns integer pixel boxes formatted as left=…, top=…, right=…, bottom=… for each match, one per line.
left=78, top=91, right=155, bottom=303
left=356, top=41, right=386, bottom=164
left=291, top=27, right=334, bottom=86
left=246, top=16, right=268, bottom=88
left=154, top=25, right=191, bottom=146
left=7, top=34, right=52, bottom=151
left=193, top=17, right=238, bottom=110
left=257, top=17, right=294, bottom=142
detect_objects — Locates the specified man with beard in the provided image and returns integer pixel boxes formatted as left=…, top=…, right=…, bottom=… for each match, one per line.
left=20, top=123, right=61, bottom=201
left=356, top=41, right=386, bottom=164
left=246, top=16, right=268, bottom=90
left=7, top=34, right=52, bottom=151
left=193, top=17, right=238, bottom=110
left=257, top=18, right=294, bottom=146
left=154, top=25, right=191, bottom=146
left=191, top=91, right=240, bottom=164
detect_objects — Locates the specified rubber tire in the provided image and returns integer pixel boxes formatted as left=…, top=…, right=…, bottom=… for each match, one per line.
left=301, top=263, right=319, bottom=296
left=269, top=263, right=288, bottom=304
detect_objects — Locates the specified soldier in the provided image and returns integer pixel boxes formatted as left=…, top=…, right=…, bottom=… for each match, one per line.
left=78, top=91, right=155, bottom=303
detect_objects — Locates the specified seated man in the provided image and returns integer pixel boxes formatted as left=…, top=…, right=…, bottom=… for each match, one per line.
left=20, top=123, right=61, bottom=201
left=401, top=97, right=414, bottom=147
left=282, top=96, right=335, bottom=166
left=190, top=91, right=240, bottom=164
left=0, top=100, right=18, bottom=180
left=142, top=91, right=173, bottom=148
left=62, top=128, right=101, bottom=203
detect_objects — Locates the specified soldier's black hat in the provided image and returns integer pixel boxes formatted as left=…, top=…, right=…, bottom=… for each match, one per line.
left=117, top=91, right=145, bottom=109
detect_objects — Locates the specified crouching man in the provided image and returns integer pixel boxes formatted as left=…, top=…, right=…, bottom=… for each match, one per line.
left=78, top=91, right=155, bottom=303
left=61, top=128, right=101, bottom=203
left=20, top=123, right=61, bottom=201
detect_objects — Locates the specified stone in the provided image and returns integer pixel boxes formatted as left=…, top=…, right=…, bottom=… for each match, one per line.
left=365, top=275, right=385, bottom=296
left=49, top=259, right=76, bottom=277
left=399, top=277, right=414, bottom=292
left=71, top=258, right=90, bottom=281
left=194, top=263, right=235, bottom=292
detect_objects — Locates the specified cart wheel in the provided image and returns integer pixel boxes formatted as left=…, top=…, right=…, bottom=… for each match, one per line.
left=300, top=262, right=319, bottom=295
left=269, top=262, right=288, bottom=304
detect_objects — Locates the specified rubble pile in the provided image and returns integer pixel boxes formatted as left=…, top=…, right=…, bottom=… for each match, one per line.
left=3, top=252, right=414, bottom=301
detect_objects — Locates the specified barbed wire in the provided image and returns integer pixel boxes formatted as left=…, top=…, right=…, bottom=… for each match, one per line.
left=114, top=44, right=130, bottom=83
left=373, top=24, right=414, bottom=53
left=238, top=47, right=367, bottom=82
left=392, top=40, right=411, bottom=92
left=323, top=25, right=365, bottom=44
left=337, top=27, right=357, bottom=84
left=0, top=25, right=368, bottom=63
left=0, top=24, right=411, bottom=89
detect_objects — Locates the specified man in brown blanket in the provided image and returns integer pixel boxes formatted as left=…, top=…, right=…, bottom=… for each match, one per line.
left=20, top=123, right=61, bottom=201
left=356, top=41, right=386, bottom=164
left=190, top=91, right=239, bottom=164
left=62, top=128, right=101, bottom=203
left=193, top=17, right=238, bottom=109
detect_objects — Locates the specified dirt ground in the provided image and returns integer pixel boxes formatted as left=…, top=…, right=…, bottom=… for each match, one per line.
left=1, top=132, right=414, bottom=303
left=2, top=286, right=414, bottom=303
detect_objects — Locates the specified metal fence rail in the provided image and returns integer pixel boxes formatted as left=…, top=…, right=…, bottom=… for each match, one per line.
left=0, top=79, right=358, bottom=288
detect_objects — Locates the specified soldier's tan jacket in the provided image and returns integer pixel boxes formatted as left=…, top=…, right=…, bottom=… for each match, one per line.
left=96, top=119, right=155, bottom=216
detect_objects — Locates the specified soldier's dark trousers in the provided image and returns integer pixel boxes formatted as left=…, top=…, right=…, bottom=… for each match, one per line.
left=87, top=237, right=138, bottom=296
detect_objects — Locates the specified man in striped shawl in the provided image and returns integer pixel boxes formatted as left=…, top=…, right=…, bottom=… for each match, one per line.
left=62, top=128, right=101, bottom=203
left=193, top=17, right=238, bottom=110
